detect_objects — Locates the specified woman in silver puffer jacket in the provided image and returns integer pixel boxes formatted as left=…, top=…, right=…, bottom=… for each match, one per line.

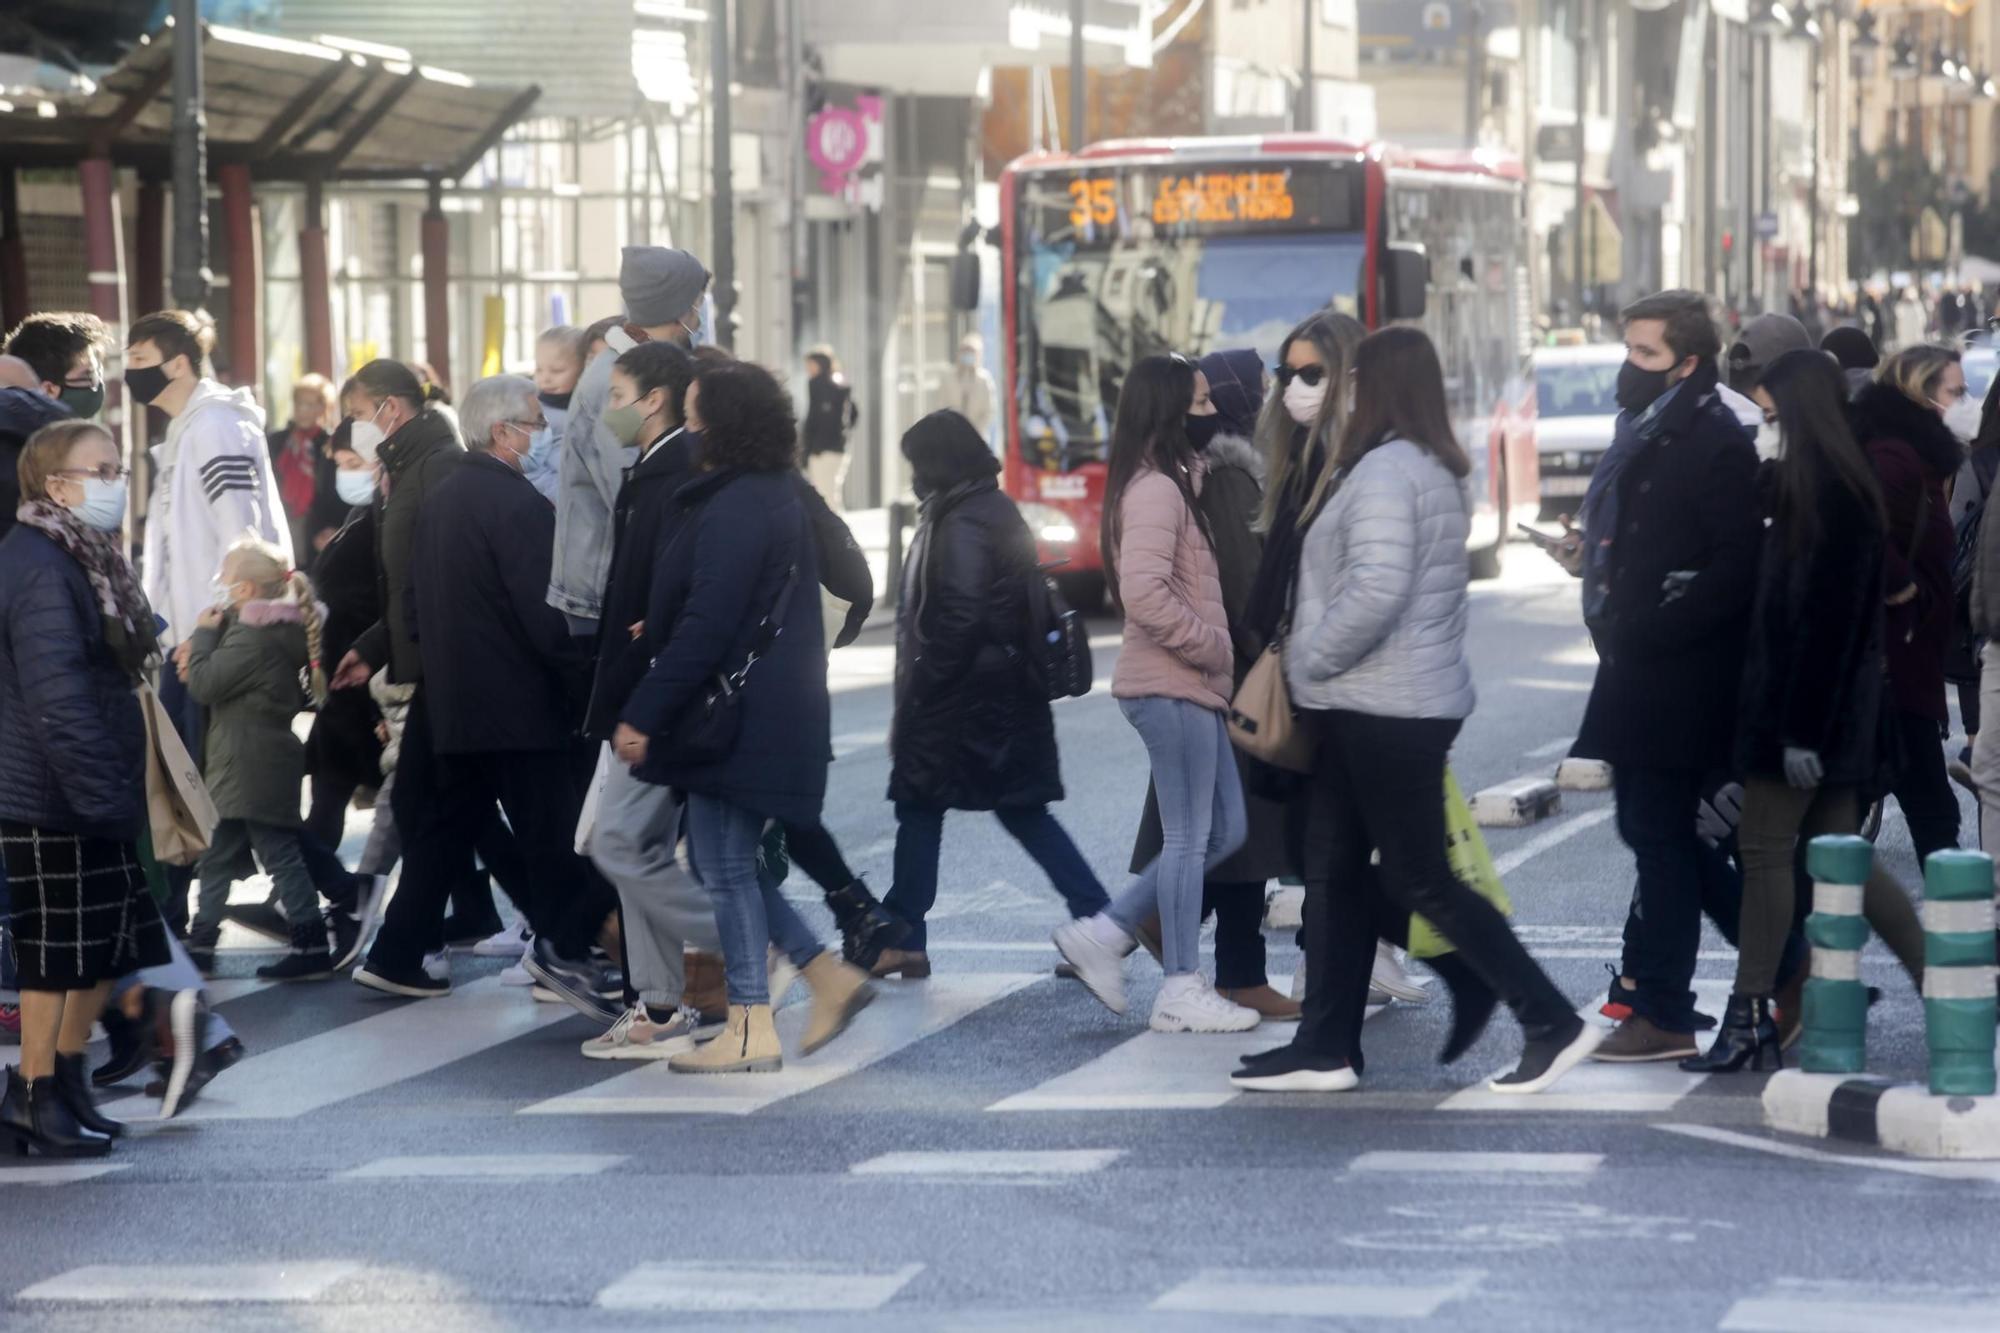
left=1234, top=327, right=1592, bottom=1098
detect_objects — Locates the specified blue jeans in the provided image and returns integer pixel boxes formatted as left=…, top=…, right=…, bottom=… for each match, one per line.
left=884, top=803, right=1109, bottom=952
left=1107, top=697, right=1246, bottom=975
left=685, top=794, right=823, bottom=1006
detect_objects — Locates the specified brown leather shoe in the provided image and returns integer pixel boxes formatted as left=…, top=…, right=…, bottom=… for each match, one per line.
left=871, top=949, right=931, bottom=979
left=1589, top=1014, right=1698, bottom=1063
left=1219, top=985, right=1302, bottom=1021
left=682, top=950, right=727, bottom=1017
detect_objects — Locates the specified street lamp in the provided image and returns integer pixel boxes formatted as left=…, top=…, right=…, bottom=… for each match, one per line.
left=1890, top=34, right=1919, bottom=79
left=1791, top=5, right=1822, bottom=43
left=1852, top=11, right=1880, bottom=52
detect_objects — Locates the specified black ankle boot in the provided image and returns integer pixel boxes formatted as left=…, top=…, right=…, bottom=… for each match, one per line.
left=53, top=1053, right=123, bottom=1139
left=1426, top=951, right=1498, bottom=1065
left=1, top=1068, right=111, bottom=1158
left=257, top=921, right=336, bottom=982
left=1679, top=993, right=1781, bottom=1074
left=825, top=881, right=909, bottom=972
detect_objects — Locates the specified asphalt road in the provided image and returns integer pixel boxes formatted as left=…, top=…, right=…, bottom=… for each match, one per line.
left=1, top=546, right=1994, bottom=1332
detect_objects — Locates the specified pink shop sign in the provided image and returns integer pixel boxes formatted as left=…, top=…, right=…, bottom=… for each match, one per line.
left=807, top=95, right=885, bottom=207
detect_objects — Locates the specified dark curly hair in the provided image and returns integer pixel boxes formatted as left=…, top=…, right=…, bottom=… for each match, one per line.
left=692, top=361, right=798, bottom=473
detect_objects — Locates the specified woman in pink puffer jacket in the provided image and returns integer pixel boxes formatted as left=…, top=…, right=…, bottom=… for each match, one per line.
left=1052, top=355, right=1253, bottom=1034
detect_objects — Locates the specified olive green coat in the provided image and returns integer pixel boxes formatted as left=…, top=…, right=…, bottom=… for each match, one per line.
left=184, top=599, right=310, bottom=828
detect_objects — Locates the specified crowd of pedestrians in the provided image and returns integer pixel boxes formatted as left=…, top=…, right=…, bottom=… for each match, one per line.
left=1, top=252, right=1988, bottom=1158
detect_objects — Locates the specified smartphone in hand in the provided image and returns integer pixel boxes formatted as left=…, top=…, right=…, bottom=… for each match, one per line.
left=1516, top=523, right=1565, bottom=550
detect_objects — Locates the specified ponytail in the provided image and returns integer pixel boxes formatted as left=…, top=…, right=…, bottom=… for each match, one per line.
left=289, top=570, right=328, bottom=706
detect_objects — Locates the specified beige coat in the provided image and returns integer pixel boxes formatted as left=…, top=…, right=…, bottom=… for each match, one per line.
left=1110, top=463, right=1232, bottom=711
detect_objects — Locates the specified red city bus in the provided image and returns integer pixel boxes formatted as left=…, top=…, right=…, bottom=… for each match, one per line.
left=995, top=134, right=1541, bottom=606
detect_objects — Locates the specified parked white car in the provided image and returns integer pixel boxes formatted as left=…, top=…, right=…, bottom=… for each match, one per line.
left=1531, top=343, right=1625, bottom=514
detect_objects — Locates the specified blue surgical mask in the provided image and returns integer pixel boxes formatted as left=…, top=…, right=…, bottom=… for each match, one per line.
left=334, top=468, right=375, bottom=507
left=74, top=477, right=127, bottom=532
left=525, top=425, right=556, bottom=471
left=681, top=303, right=708, bottom=347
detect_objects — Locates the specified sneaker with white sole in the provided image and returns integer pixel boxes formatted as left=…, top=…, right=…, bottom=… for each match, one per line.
left=1368, top=941, right=1430, bottom=1004
left=473, top=925, right=531, bottom=959
left=581, top=1004, right=699, bottom=1060
left=500, top=961, right=534, bottom=987
left=1150, top=974, right=1260, bottom=1033
left=1229, top=1045, right=1359, bottom=1093
left=529, top=984, right=562, bottom=1003
left=1486, top=1020, right=1604, bottom=1094
left=1053, top=913, right=1135, bottom=1015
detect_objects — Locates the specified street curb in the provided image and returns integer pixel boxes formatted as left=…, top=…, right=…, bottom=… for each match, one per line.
left=1555, top=758, right=1613, bottom=791
left=1470, top=777, right=1562, bottom=827
left=1763, top=1069, right=2000, bottom=1159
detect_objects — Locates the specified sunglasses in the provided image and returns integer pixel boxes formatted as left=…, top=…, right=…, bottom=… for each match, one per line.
left=1273, top=363, right=1327, bottom=389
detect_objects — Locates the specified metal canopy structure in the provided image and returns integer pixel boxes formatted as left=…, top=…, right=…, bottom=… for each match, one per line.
left=0, top=20, right=539, bottom=182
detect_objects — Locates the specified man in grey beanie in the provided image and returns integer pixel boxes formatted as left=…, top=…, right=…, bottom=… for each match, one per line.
left=549, top=245, right=710, bottom=633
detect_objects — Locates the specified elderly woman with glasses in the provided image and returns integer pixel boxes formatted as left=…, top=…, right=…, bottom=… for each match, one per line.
left=0, top=419, right=173, bottom=1156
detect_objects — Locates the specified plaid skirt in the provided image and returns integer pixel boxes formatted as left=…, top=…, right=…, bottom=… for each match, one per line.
left=1, top=820, right=172, bottom=991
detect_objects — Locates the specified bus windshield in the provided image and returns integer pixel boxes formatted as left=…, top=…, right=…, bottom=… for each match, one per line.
left=1013, top=161, right=1365, bottom=470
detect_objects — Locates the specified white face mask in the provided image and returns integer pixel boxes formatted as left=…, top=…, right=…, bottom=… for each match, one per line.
left=1942, top=394, right=1982, bottom=443
left=1282, top=376, right=1328, bottom=427
left=1754, top=421, right=1783, bottom=462
left=348, top=402, right=392, bottom=463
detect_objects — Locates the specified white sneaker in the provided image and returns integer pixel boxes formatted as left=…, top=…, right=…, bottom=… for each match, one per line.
left=1368, top=941, right=1430, bottom=1004
left=581, top=1003, right=698, bottom=1060
left=768, top=946, right=801, bottom=1007
left=529, top=984, right=563, bottom=1004
left=473, top=925, right=530, bottom=959
left=1150, top=973, right=1260, bottom=1033
left=421, top=950, right=450, bottom=983
left=1053, top=913, right=1135, bottom=1016
left=499, top=961, right=533, bottom=987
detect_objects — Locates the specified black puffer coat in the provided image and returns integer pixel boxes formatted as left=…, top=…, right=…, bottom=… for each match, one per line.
left=0, top=526, right=147, bottom=840
left=890, top=475, right=1061, bottom=811
left=305, top=505, right=383, bottom=790
left=1734, top=466, right=1885, bottom=785
left=1851, top=381, right=1959, bottom=722
left=349, top=408, right=462, bottom=684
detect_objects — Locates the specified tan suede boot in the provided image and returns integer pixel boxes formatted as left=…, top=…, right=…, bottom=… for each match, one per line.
left=682, top=950, right=727, bottom=1022
left=800, top=952, right=874, bottom=1056
left=667, top=1004, right=782, bottom=1074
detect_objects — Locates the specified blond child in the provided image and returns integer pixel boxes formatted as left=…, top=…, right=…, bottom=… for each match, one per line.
left=525, top=325, right=585, bottom=501
left=180, top=536, right=332, bottom=980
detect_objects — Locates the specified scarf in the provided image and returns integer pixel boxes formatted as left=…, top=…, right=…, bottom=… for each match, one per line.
left=14, top=499, right=161, bottom=679
left=1576, top=361, right=1719, bottom=623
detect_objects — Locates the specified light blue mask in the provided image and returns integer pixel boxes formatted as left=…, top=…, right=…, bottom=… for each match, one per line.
left=525, top=425, right=556, bottom=471
left=334, top=468, right=375, bottom=507
left=73, top=477, right=127, bottom=532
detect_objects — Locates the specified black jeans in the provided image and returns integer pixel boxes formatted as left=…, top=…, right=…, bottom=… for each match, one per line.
left=1611, top=765, right=1746, bottom=1032
left=1295, top=711, right=1574, bottom=1064
left=365, top=692, right=614, bottom=972
left=1887, top=709, right=1961, bottom=869
left=1205, top=881, right=1269, bottom=991
left=157, top=666, right=206, bottom=935
left=783, top=821, right=857, bottom=894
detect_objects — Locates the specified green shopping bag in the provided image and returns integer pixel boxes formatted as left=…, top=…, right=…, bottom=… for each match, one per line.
left=1407, top=770, right=1513, bottom=960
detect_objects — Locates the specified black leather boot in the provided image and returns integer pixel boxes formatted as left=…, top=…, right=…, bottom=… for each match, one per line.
left=825, top=880, right=909, bottom=973
left=1, top=1067, right=111, bottom=1158
left=1426, top=951, right=1498, bottom=1065
left=53, top=1052, right=123, bottom=1139
left=1679, top=993, right=1781, bottom=1074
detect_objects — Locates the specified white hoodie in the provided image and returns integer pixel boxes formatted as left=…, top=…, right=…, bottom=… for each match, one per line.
left=142, top=379, right=294, bottom=645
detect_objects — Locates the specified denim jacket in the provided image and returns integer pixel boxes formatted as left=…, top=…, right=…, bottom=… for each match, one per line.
left=548, top=329, right=640, bottom=621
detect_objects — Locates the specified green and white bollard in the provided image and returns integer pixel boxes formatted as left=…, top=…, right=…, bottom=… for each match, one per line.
left=1801, top=835, right=1876, bottom=1075
left=1921, top=850, right=1997, bottom=1097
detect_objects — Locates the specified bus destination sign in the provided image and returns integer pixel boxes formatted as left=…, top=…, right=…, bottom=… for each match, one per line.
left=1043, top=162, right=1358, bottom=241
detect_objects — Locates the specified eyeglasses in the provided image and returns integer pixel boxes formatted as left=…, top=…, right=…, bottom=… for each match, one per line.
left=1273, top=363, right=1328, bottom=389
left=56, top=465, right=129, bottom=483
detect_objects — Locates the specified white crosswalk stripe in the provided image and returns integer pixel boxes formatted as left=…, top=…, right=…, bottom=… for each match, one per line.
left=18, top=1262, right=362, bottom=1304
left=100, top=976, right=574, bottom=1122
left=1152, top=1268, right=1485, bottom=1319
left=521, top=972, right=1037, bottom=1117
left=595, top=1261, right=925, bottom=1311
left=1719, top=1279, right=2000, bottom=1332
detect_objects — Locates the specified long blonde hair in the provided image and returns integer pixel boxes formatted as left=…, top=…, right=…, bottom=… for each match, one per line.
left=1256, top=309, right=1365, bottom=531
left=221, top=534, right=327, bottom=705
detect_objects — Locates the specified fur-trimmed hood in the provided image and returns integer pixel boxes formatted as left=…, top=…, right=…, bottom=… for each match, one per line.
left=235, top=597, right=326, bottom=627
left=1851, top=380, right=1965, bottom=480
left=1202, top=432, right=1266, bottom=487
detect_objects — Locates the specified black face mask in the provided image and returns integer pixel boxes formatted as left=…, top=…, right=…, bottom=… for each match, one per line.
left=1615, top=359, right=1673, bottom=415
left=538, top=389, right=573, bottom=412
left=1184, top=412, right=1221, bottom=452
left=123, top=363, right=171, bottom=407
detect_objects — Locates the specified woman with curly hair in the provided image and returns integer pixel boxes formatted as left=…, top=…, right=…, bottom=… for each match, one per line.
left=615, top=361, right=874, bottom=1073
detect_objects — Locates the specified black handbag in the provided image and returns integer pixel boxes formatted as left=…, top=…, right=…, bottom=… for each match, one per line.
left=658, top=562, right=800, bottom=767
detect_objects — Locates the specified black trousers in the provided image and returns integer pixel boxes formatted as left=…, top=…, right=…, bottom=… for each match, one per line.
left=1612, top=765, right=1744, bottom=1033
left=1887, top=709, right=1961, bottom=869
left=366, top=691, right=614, bottom=972
left=1295, top=710, right=1574, bottom=1064
left=1205, top=881, right=1269, bottom=991
left=783, top=821, right=856, bottom=894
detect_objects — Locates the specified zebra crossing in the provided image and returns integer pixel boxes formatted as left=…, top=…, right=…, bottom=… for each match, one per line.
left=39, top=962, right=1743, bottom=1131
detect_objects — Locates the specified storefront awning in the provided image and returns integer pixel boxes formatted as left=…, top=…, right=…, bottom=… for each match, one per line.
left=0, top=19, right=539, bottom=182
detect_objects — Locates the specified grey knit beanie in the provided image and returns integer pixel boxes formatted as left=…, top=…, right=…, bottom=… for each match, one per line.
left=620, top=246, right=709, bottom=327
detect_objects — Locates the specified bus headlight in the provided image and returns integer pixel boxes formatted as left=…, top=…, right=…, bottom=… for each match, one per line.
left=1019, top=502, right=1079, bottom=546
